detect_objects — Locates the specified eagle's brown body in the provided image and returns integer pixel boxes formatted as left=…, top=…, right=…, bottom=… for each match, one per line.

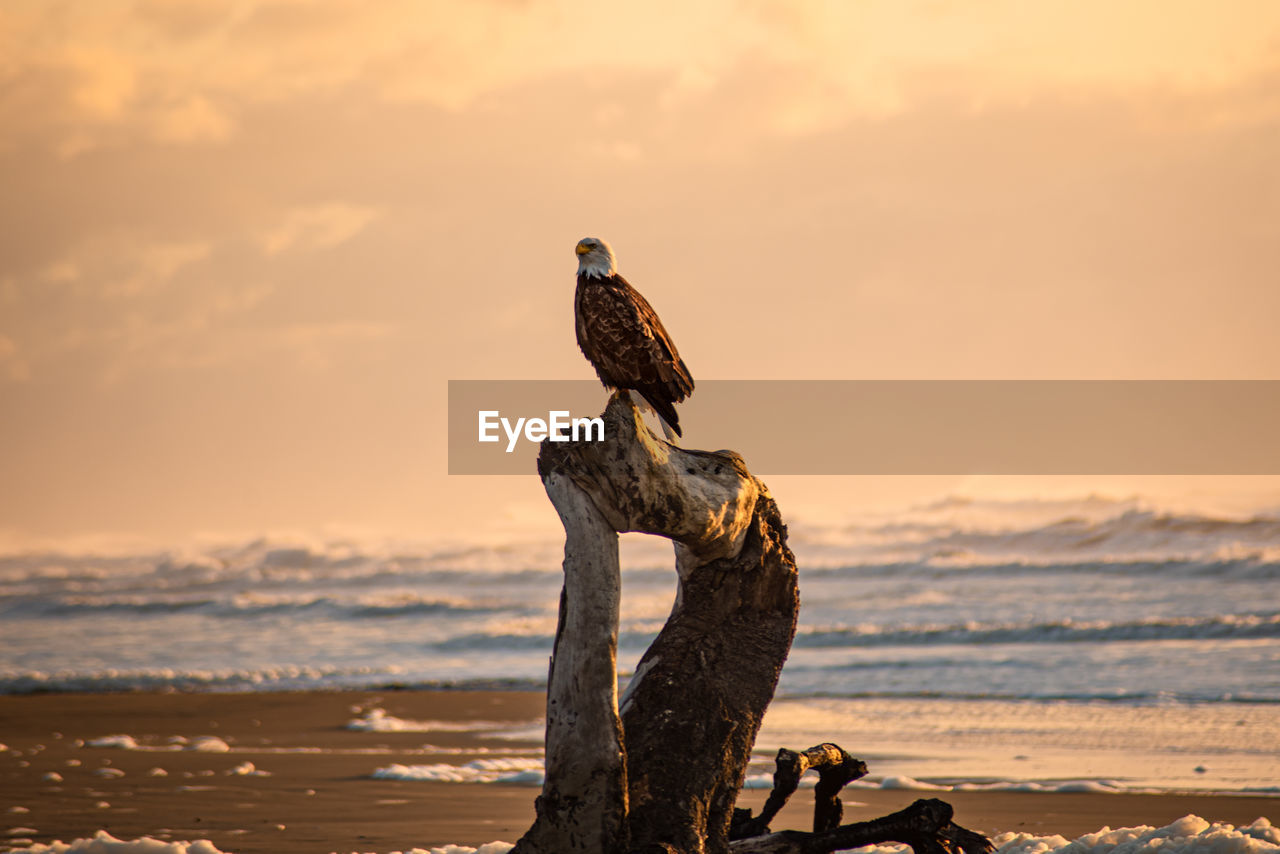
left=575, top=270, right=694, bottom=437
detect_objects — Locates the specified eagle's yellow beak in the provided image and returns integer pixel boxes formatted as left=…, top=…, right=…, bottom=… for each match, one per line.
left=575, top=243, right=591, bottom=256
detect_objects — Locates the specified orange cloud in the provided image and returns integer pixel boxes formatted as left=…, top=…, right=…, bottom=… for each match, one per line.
left=150, top=95, right=235, bottom=144
left=0, top=334, right=31, bottom=383
left=7, top=0, right=1275, bottom=156
left=260, top=203, right=381, bottom=256
left=101, top=240, right=212, bottom=298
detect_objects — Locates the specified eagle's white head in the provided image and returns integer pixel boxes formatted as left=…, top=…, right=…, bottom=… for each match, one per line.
left=575, top=237, right=617, bottom=279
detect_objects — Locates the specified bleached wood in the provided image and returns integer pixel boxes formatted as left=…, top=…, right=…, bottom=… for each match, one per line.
left=511, top=471, right=627, bottom=854
left=544, top=395, right=760, bottom=569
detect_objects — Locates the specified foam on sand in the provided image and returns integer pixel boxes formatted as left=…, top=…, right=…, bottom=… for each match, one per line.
left=11, top=817, right=1277, bottom=854
left=86, top=736, right=141, bottom=750
left=877, top=775, right=953, bottom=791
left=16, top=829, right=232, bottom=852
left=990, top=815, right=1279, bottom=854
left=347, top=708, right=533, bottom=734
left=225, top=761, right=269, bottom=776
left=740, top=773, right=1174, bottom=796
left=842, top=817, right=1280, bottom=854
left=83, top=735, right=230, bottom=753
left=371, top=758, right=1193, bottom=797
left=186, top=737, right=230, bottom=753
left=14, top=832, right=517, bottom=854
left=371, top=758, right=545, bottom=785
left=366, top=750, right=1272, bottom=798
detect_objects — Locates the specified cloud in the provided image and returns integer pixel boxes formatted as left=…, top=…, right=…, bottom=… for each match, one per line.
left=94, top=299, right=384, bottom=383
left=260, top=203, right=380, bottom=256
left=0, top=334, right=31, bottom=382
left=4, top=0, right=1276, bottom=158
left=40, top=261, right=80, bottom=284
left=101, top=240, right=212, bottom=298
left=96, top=317, right=396, bottom=380
left=63, top=45, right=138, bottom=120
left=149, top=95, right=235, bottom=144
left=8, top=232, right=245, bottom=382
left=274, top=320, right=395, bottom=371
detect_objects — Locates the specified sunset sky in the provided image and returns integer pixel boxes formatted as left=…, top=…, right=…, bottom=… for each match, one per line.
left=2, top=1, right=1279, bottom=548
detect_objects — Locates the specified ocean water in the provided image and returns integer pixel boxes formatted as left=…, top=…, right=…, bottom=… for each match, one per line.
left=2, top=495, right=1278, bottom=794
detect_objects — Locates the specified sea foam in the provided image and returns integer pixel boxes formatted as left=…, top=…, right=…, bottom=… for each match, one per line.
left=16, top=829, right=231, bottom=852
left=347, top=708, right=536, bottom=735
left=371, top=759, right=545, bottom=785
left=989, top=815, right=1279, bottom=854
left=374, top=758, right=1206, bottom=797
left=14, top=817, right=1278, bottom=854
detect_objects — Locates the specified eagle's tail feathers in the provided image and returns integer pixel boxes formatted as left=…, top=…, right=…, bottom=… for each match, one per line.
left=629, top=389, right=683, bottom=440
left=657, top=415, right=680, bottom=444
left=644, top=393, right=683, bottom=440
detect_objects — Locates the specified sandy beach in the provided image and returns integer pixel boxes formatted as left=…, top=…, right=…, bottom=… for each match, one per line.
left=1, top=690, right=1274, bottom=853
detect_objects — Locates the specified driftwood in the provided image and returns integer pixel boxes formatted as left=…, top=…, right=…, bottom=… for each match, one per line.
left=513, top=467, right=628, bottom=853
left=730, top=745, right=994, bottom=854
left=731, top=797, right=994, bottom=854
left=732, top=744, right=869, bottom=839
left=512, top=393, right=992, bottom=854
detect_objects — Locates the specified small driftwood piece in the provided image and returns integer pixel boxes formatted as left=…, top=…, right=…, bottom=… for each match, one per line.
left=729, top=798, right=995, bottom=854
left=732, top=744, right=869, bottom=839
left=729, top=745, right=994, bottom=854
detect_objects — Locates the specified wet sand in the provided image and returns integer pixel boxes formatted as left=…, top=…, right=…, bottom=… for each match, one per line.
left=0, top=691, right=1273, bottom=853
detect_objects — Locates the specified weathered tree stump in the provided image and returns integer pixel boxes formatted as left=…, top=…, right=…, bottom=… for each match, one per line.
left=512, top=393, right=992, bottom=854
left=512, top=394, right=796, bottom=854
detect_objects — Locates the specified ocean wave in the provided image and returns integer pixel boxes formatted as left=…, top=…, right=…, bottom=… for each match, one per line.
left=794, top=612, right=1280, bottom=647
left=4, top=499, right=1280, bottom=582
left=0, top=665, right=406, bottom=694
left=801, top=557, right=1280, bottom=580
left=2, top=665, right=1274, bottom=706
left=0, top=592, right=511, bottom=620
left=0, top=667, right=548, bottom=695
left=791, top=503, right=1280, bottom=568
left=428, top=612, right=1280, bottom=656
left=772, top=687, right=1280, bottom=705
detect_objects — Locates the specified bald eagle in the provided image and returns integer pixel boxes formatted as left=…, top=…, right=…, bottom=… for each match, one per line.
left=574, top=237, right=694, bottom=438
